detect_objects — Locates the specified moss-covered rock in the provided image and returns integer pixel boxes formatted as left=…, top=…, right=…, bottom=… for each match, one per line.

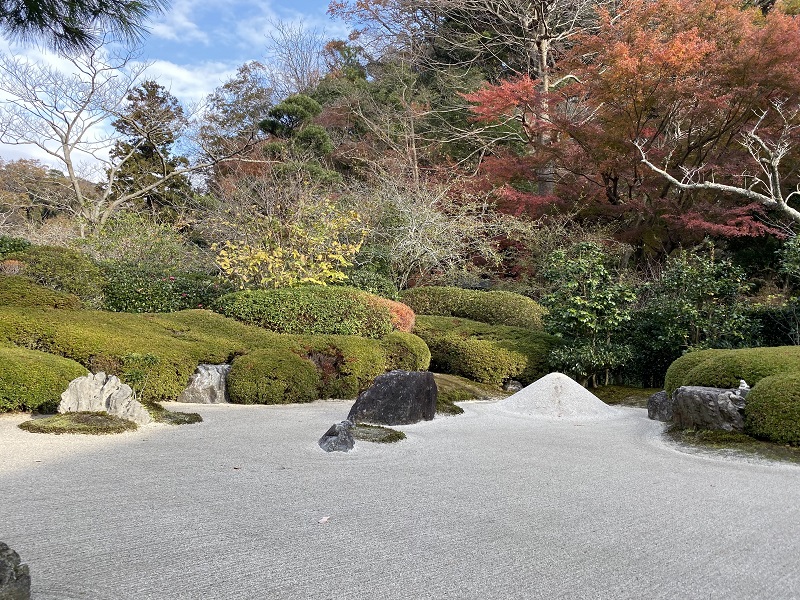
left=0, top=345, right=87, bottom=413
left=400, top=286, right=546, bottom=329
left=414, top=316, right=559, bottom=385
left=0, top=275, right=83, bottom=309
left=213, top=286, right=400, bottom=338
left=19, top=411, right=137, bottom=434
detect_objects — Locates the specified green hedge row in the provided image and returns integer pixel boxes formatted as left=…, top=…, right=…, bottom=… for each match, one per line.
left=0, top=307, right=430, bottom=409
left=400, top=286, right=546, bottom=329
left=0, top=345, right=87, bottom=413
left=413, top=315, right=559, bottom=386
left=665, top=347, right=800, bottom=445
left=213, top=286, right=413, bottom=338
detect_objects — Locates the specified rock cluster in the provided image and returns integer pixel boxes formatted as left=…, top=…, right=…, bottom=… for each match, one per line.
left=59, top=372, right=151, bottom=426
left=0, top=542, right=30, bottom=600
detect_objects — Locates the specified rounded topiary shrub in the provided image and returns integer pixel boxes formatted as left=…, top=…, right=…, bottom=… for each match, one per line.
left=400, top=286, right=545, bottom=329
left=744, top=373, right=800, bottom=445
left=296, top=335, right=388, bottom=399
left=414, top=315, right=558, bottom=385
left=227, top=348, right=321, bottom=405
left=101, top=262, right=232, bottom=313
left=0, top=275, right=83, bottom=310
left=213, top=286, right=396, bottom=338
left=382, top=331, right=431, bottom=372
left=5, top=245, right=104, bottom=307
left=0, top=345, right=87, bottom=413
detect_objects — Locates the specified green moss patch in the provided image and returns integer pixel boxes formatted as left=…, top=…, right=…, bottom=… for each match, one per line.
left=19, top=411, right=138, bottom=435
left=593, top=386, right=661, bottom=408
left=433, top=373, right=507, bottom=415
left=0, top=275, right=83, bottom=310
left=352, top=423, right=406, bottom=443
left=667, top=426, right=800, bottom=464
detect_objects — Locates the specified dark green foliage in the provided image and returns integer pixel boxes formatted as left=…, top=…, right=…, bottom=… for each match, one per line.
left=101, top=262, right=232, bottom=313
left=381, top=331, right=431, bottom=372
left=0, top=345, right=87, bottom=412
left=343, top=269, right=399, bottom=300
left=0, top=275, right=83, bottom=309
left=19, top=411, right=138, bottom=435
left=5, top=245, right=104, bottom=307
left=414, top=315, right=559, bottom=385
left=228, top=348, right=321, bottom=405
left=0, top=235, right=30, bottom=257
left=663, top=347, right=800, bottom=395
left=298, top=335, right=389, bottom=399
left=213, top=286, right=395, bottom=338
left=400, top=286, right=546, bottom=328
left=744, top=374, right=800, bottom=445
left=260, top=94, right=323, bottom=137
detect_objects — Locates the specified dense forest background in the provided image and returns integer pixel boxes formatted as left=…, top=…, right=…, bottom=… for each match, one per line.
left=2, top=0, right=800, bottom=388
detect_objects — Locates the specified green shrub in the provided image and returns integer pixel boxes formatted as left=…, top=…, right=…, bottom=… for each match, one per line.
left=101, top=262, right=232, bottom=313
left=0, top=275, right=83, bottom=309
left=745, top=373, right=800, bottom=445
left=381, top=331, right=431, bottom=372
left=400, top=286, right=546, bottom=329
left=664, top=347, right=800, bottom=396
left=228, top=348, right=321, bottom=404
left=0, top=235, right=31, bottom=257
left=213, top=286, right=395, bottom=338
left=343, top=270, right=398, bottom=299
left=0, top=345, right=87, bottom=412
left=413, top=315, right=559, bottom=385
left=5, top=245, right=104, bottom=307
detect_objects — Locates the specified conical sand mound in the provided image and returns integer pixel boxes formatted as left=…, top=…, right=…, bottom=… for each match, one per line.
left=498, top=372, right=618, bottom=420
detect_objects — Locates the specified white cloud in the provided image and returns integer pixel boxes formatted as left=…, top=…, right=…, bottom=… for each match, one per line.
left=148, top=0, right=213, bottom=45
left=143, top=59, right=239, bottom=104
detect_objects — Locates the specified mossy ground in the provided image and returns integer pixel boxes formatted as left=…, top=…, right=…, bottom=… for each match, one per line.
left=147, top=403, right=203, bottom=425
left=19, top=411, right=138, bottom=435
left=593, top=385, right=661, bottom=408
left=666, top=426, right=800, bottom=464
left=351, top=423, right=406, bottom=443
left=433, top=372, right=508, bottom=415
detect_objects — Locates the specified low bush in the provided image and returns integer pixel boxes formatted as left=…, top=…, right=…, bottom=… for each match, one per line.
left=400, top=286, right=546, bottom=329
left=213, top=286, right=404, bottom=338
left=4, top=245, right=104, bottom=307
left=101, top=262, right=232, bottom=313
left=0, top=235, right=31, bottom=257
left=744, top=374, right=800, bottom=445
left=0, top=306, right=430, bottom=409
left=0, top=345, right=87, bottom=412
left=228, top=348, right=321, bottom=405
left=0, top=275, right=83, bottom=309
left=413, top=316, right=559, bottom=385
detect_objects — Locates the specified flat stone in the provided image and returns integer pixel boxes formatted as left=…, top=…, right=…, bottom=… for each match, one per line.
left=318, top=420, right=355, bottom=452
left=177, top=364, right=230, bottom=403
left=672, top=386, right=746, bottom=431
left=647, top=390, right=673, bottom=422
left=348, top=370, right=437, bottom=426
left=59, top=372, right=151, bottom=426
left=0, top=542, right=30, bottom=600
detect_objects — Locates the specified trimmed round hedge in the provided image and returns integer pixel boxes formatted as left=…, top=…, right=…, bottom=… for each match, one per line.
left=0, top=275, right=83, bottom=310
left=4, top=245, right=105, bottom=307
left=228, top=348, right=320, bottom=404
left=413, top=315, right=559, bottom=386
left=0, top=345, right=87, bottom=413
left=400, top=286, right=546, bottom=329
left=214, top=286, right=415, bottom=338
left=745, top=373, right=800, bottom=445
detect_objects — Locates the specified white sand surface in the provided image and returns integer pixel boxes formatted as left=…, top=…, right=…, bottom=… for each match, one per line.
left=1, top=400, right=799, bottom=600
left=498, top=372, right=620, bottom=420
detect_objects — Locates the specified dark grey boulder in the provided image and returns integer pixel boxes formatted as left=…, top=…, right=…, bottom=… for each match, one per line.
left=647, top=390, right=673, bottom=422
left=177, top=364, right=230, bottom=403
left=0, top=542, right=30, bottom=600
left=319, top=420, right=355, bottom=452
left=672, top=386, right=747, bottom=431
left=348, top=370, right=437, bottom=426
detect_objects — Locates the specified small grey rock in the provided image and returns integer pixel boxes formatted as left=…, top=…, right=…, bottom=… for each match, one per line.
left=0, top=542, right=31, bottom=600
left=59, top=372, right=151, bottom=426
left=178, top=364, right=230, bottom=403
left=319, top=420, right=355, bottom=453
left=647, top=390, right=673, bottom=422
left=503, top=380, right=523, bottom=393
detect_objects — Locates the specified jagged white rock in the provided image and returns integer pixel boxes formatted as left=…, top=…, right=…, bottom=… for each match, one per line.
left=59, top=372, right=151, bottom=425
left=498, top=372, right=618, bottom=420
